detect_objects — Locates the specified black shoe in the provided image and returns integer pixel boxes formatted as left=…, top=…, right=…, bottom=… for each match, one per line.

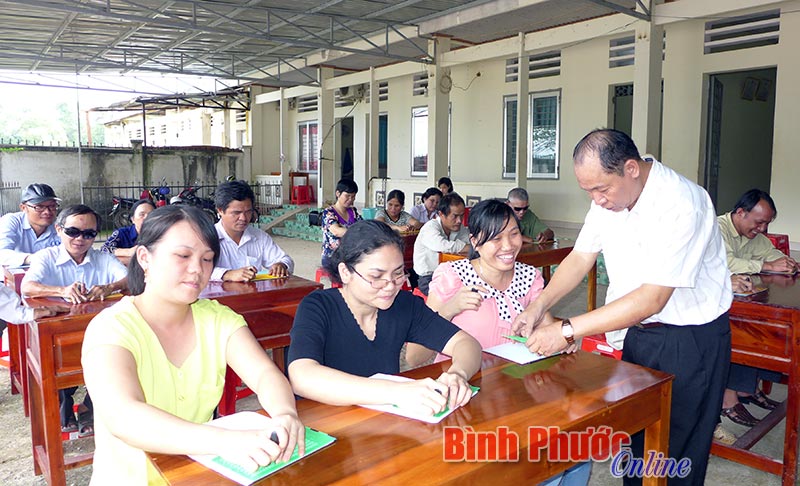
left=739, top=390, right=780, bottom=411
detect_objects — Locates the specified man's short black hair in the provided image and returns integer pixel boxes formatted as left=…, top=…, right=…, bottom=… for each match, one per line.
left=732, top=189, right=777, bottom=217
left=438, top=192, right=465, bottom=216
left=214, top=180, right=255, bottom=211
left=573, top=128, right=641, bottom=176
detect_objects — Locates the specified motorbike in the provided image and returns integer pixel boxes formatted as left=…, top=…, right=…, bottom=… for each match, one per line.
left=170, top=183, right=218, bottom=224
left=109, top=179, right=171, bottom=228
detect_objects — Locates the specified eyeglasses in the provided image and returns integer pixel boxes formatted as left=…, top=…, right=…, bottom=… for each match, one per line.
left=511, top=205, right=529, bottom=212
left=26, top=203, right=60, bottom=214
left=62, top=227, right=98, bottom=239
left=351, top=268, right=409, bottom=290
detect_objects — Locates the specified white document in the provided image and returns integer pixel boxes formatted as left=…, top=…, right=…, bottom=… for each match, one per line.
left=483, top=342, right=552, bottom=365
left=359, top=373, right=478, bottom=424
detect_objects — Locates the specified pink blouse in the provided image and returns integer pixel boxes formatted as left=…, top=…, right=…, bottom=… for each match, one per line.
left=430, top=259, right=544, bottom=361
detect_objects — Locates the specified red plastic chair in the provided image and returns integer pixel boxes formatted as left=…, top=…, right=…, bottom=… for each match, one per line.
left=580, top=334, right=622, bottom=360
left=315, top=266, right=342, bottom=288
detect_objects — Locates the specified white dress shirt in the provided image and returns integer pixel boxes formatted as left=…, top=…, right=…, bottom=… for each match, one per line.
left=413, top=218, right=470, bottom=277
left=574, top=159, right=732, bottom=346
left=0, top=211, right=60, bottom=267
left=22, top=245, right=127, bottom=289
left=211, top=221, right=294, bottom=281
left=0, top=285, right=33, bottom=323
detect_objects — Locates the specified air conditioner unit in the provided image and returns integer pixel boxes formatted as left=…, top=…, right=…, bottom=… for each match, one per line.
left=337, top=84, right=365, bottom=102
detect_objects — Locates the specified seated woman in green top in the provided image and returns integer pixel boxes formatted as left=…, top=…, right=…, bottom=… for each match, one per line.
left=82, top=205, right=304, bottom=485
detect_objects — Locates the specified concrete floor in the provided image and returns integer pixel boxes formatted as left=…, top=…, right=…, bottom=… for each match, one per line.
left=0, top=232, right=788, bottom=485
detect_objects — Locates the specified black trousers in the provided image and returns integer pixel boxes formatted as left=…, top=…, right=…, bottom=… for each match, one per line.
left=727, top=363, right=782, bottom=394
left=621, top=312, right=730, bottom=486
left=60, top=387, right=93, bottom=426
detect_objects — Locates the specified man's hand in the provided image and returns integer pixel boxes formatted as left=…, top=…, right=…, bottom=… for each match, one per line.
left=86, top=284, right=117, bottom=301
left=511, top=301, right=547, bottom=338
left=731, top=274, right=753, bottom=294
left=268, top=262, right=289, bottom=278
left=62, top=282, right=88, bottom=304
left=224, top=266, right=258, bottom=282
left=524, top=320, right=570, bottom=356
left=535, top=228, right=555, bottom=243
left=763, top=256, right=797, bottom=273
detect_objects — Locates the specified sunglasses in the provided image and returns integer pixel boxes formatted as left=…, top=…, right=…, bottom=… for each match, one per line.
left=512, top=205, right=529, bottom=212
left=62, top=227, right=98, bottom=239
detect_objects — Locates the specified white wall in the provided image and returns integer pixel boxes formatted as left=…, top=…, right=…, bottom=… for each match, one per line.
left=249, top=1, right=800, bottom=246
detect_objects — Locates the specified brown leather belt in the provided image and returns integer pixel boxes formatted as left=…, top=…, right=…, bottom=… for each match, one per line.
left=636, top=322, right=665, bottom=329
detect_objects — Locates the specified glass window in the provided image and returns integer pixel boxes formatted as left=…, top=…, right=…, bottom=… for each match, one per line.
left=503, top=90, right=560, bottom=179
left=411, top=106, right=428, bottom=176
left=298, top=121, right=319, bottom=172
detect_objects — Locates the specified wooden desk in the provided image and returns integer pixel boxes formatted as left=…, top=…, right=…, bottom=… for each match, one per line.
left=710, top=273, right=800, bottom=486
left=3, top=265, right=27, bottom=410
left=24, top=276, right=320, bottom=486
left=440, top=240, right=597, bottom=311
left=151, top=352, right=672, bottom=485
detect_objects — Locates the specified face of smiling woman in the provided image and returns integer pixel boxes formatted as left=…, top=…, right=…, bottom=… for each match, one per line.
left=340, top=244, right=406, bottom=311
left=473, top=217, right=523, bottom=274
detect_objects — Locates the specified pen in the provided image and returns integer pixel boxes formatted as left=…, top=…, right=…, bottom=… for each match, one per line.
left=269, top=431, right=280, bottom=445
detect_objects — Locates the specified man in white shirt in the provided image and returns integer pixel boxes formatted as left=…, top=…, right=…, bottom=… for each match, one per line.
left=21, top=204, right=128, bottom=435
left=513, top=129, right=732, bottom=486
left=210, top=180, right=294, bottom=282
left=0, top=183, right=61, bottom=266
left=413, top=192, right=471, bottom=295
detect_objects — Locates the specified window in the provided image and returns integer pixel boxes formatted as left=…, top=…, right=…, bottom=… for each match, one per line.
left=503, top=90, right=560, bottom=179
left=411, top=106, right=428, bottom=176
left=298, top=121, right=319, bottom=172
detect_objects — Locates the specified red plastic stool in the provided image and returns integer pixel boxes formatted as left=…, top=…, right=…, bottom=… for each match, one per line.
left=315, top=266, right=342, bottom=288
left=462, top=207, right=471, bottom=227
left=291, top=185, right=311, bottom=205
left=580, top=333, right=622, bottom=360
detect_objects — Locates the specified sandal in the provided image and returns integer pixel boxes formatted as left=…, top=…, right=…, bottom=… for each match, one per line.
left=61, top=418, right=78, bottom=434
left=739, top=390, right=780, bottom=411
left=721, top=402, right=760, bottom=427
left=77, top=410, right=94, bottom=438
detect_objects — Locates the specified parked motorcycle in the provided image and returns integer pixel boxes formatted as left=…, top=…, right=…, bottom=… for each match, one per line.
left=170, top=183, right=217, bottom=224
left=109, top=179, right=170, bottom=228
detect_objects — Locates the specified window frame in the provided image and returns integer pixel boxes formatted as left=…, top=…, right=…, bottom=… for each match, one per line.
left=298, top=120, right=319, bottom=173
left=502, top=90, right=561, bottom=179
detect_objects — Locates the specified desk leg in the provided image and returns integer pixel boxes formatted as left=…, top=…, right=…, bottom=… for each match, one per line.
left=587, top=263, right=597, bottom=311
left=642, top=381, right=671, bottom=486
left=781, top=319, right=800, bottom=486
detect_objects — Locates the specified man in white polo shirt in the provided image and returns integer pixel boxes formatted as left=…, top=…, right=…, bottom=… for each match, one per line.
left=513, top=129, right=732, bottom=486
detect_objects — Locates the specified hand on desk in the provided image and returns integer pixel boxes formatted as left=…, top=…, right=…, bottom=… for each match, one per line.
left=763, top=256, right=798, bottom=273
left=86, top=284, right=117, bottom=301
left=224, top=266, right=258, bottom=282
left=731, top=274, right=753, bottom=294
left=436, top=371, right=474, bottom=410
left=62, top=282, right=89, bottom=304
left=270, top=412, right=306, bottom=461
left=220, top=414, right=304, bottom=470
left=267, top=262, right=290, bottom=278
left=392, top=377, right=449, bottom=416
left=535, top=229, right=555, bottom=244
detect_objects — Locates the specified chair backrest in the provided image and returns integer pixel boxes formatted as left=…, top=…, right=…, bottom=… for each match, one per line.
left=765, top=233, right=790, bottom=256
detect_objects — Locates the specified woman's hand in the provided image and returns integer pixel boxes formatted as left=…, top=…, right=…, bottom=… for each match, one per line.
left=269, top=413, right=305, bottom=462
left=436, top=371, right=474, bottom=409
left=436, top=285, right=487, bottom=320
left=219, top=427, right=286, bottom=472
left=389, top=377, right=448, bottom=416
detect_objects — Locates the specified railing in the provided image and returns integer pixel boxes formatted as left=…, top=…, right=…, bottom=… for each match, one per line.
left=82, top=180, right=283, bottom=233
left=0, top=181, right=22, bottom=216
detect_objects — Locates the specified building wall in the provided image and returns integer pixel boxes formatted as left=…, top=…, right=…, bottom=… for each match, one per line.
left=251, top=1, right=800, bottom=245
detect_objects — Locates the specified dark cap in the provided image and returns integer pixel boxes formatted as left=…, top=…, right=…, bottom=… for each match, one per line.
left=21, top=184, right=61, bottom=205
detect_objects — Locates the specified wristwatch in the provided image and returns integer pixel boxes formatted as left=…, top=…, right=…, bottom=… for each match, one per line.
left=561, top=319, right=575, bottom=346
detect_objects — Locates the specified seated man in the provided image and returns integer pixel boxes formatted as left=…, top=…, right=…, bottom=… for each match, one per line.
left=0, top=183, right=61, bottom=267
left=210, top=180, right=294, bottom=282
left=506, top=187, right=555, bottom=244
left=21, top=204, right=128, bottom=436
left=413, top=193, right=470, bottom=295
left=718, top=189, right=788, bottom=430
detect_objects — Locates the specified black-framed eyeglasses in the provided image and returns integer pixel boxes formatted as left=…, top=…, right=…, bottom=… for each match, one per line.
left=26, top=203, right=60, bottom=214
left=62, top=227, right=98, bottom=240
left=511, top=205, right=529, bottom=212
left=351, top=268, right=408, bottom=290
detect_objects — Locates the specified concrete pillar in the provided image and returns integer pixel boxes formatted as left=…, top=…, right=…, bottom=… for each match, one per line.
left=367, top=67, right=380, bottom=206
left=515, top=32, right=530, bottom=189
left=631, top=0, right=664, bottom=157
left=318, top=67, right=335, bottom=207
left=427, top=37, right=451, bottom=187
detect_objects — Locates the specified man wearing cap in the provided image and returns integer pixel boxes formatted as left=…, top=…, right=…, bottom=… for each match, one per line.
left=0, top=183, right=62, bottom=267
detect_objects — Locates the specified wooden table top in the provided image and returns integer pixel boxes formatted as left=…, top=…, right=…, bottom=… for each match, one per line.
left=151, top=351, right=672, bottom=485
left=732, top=273, right=800, bottom=310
